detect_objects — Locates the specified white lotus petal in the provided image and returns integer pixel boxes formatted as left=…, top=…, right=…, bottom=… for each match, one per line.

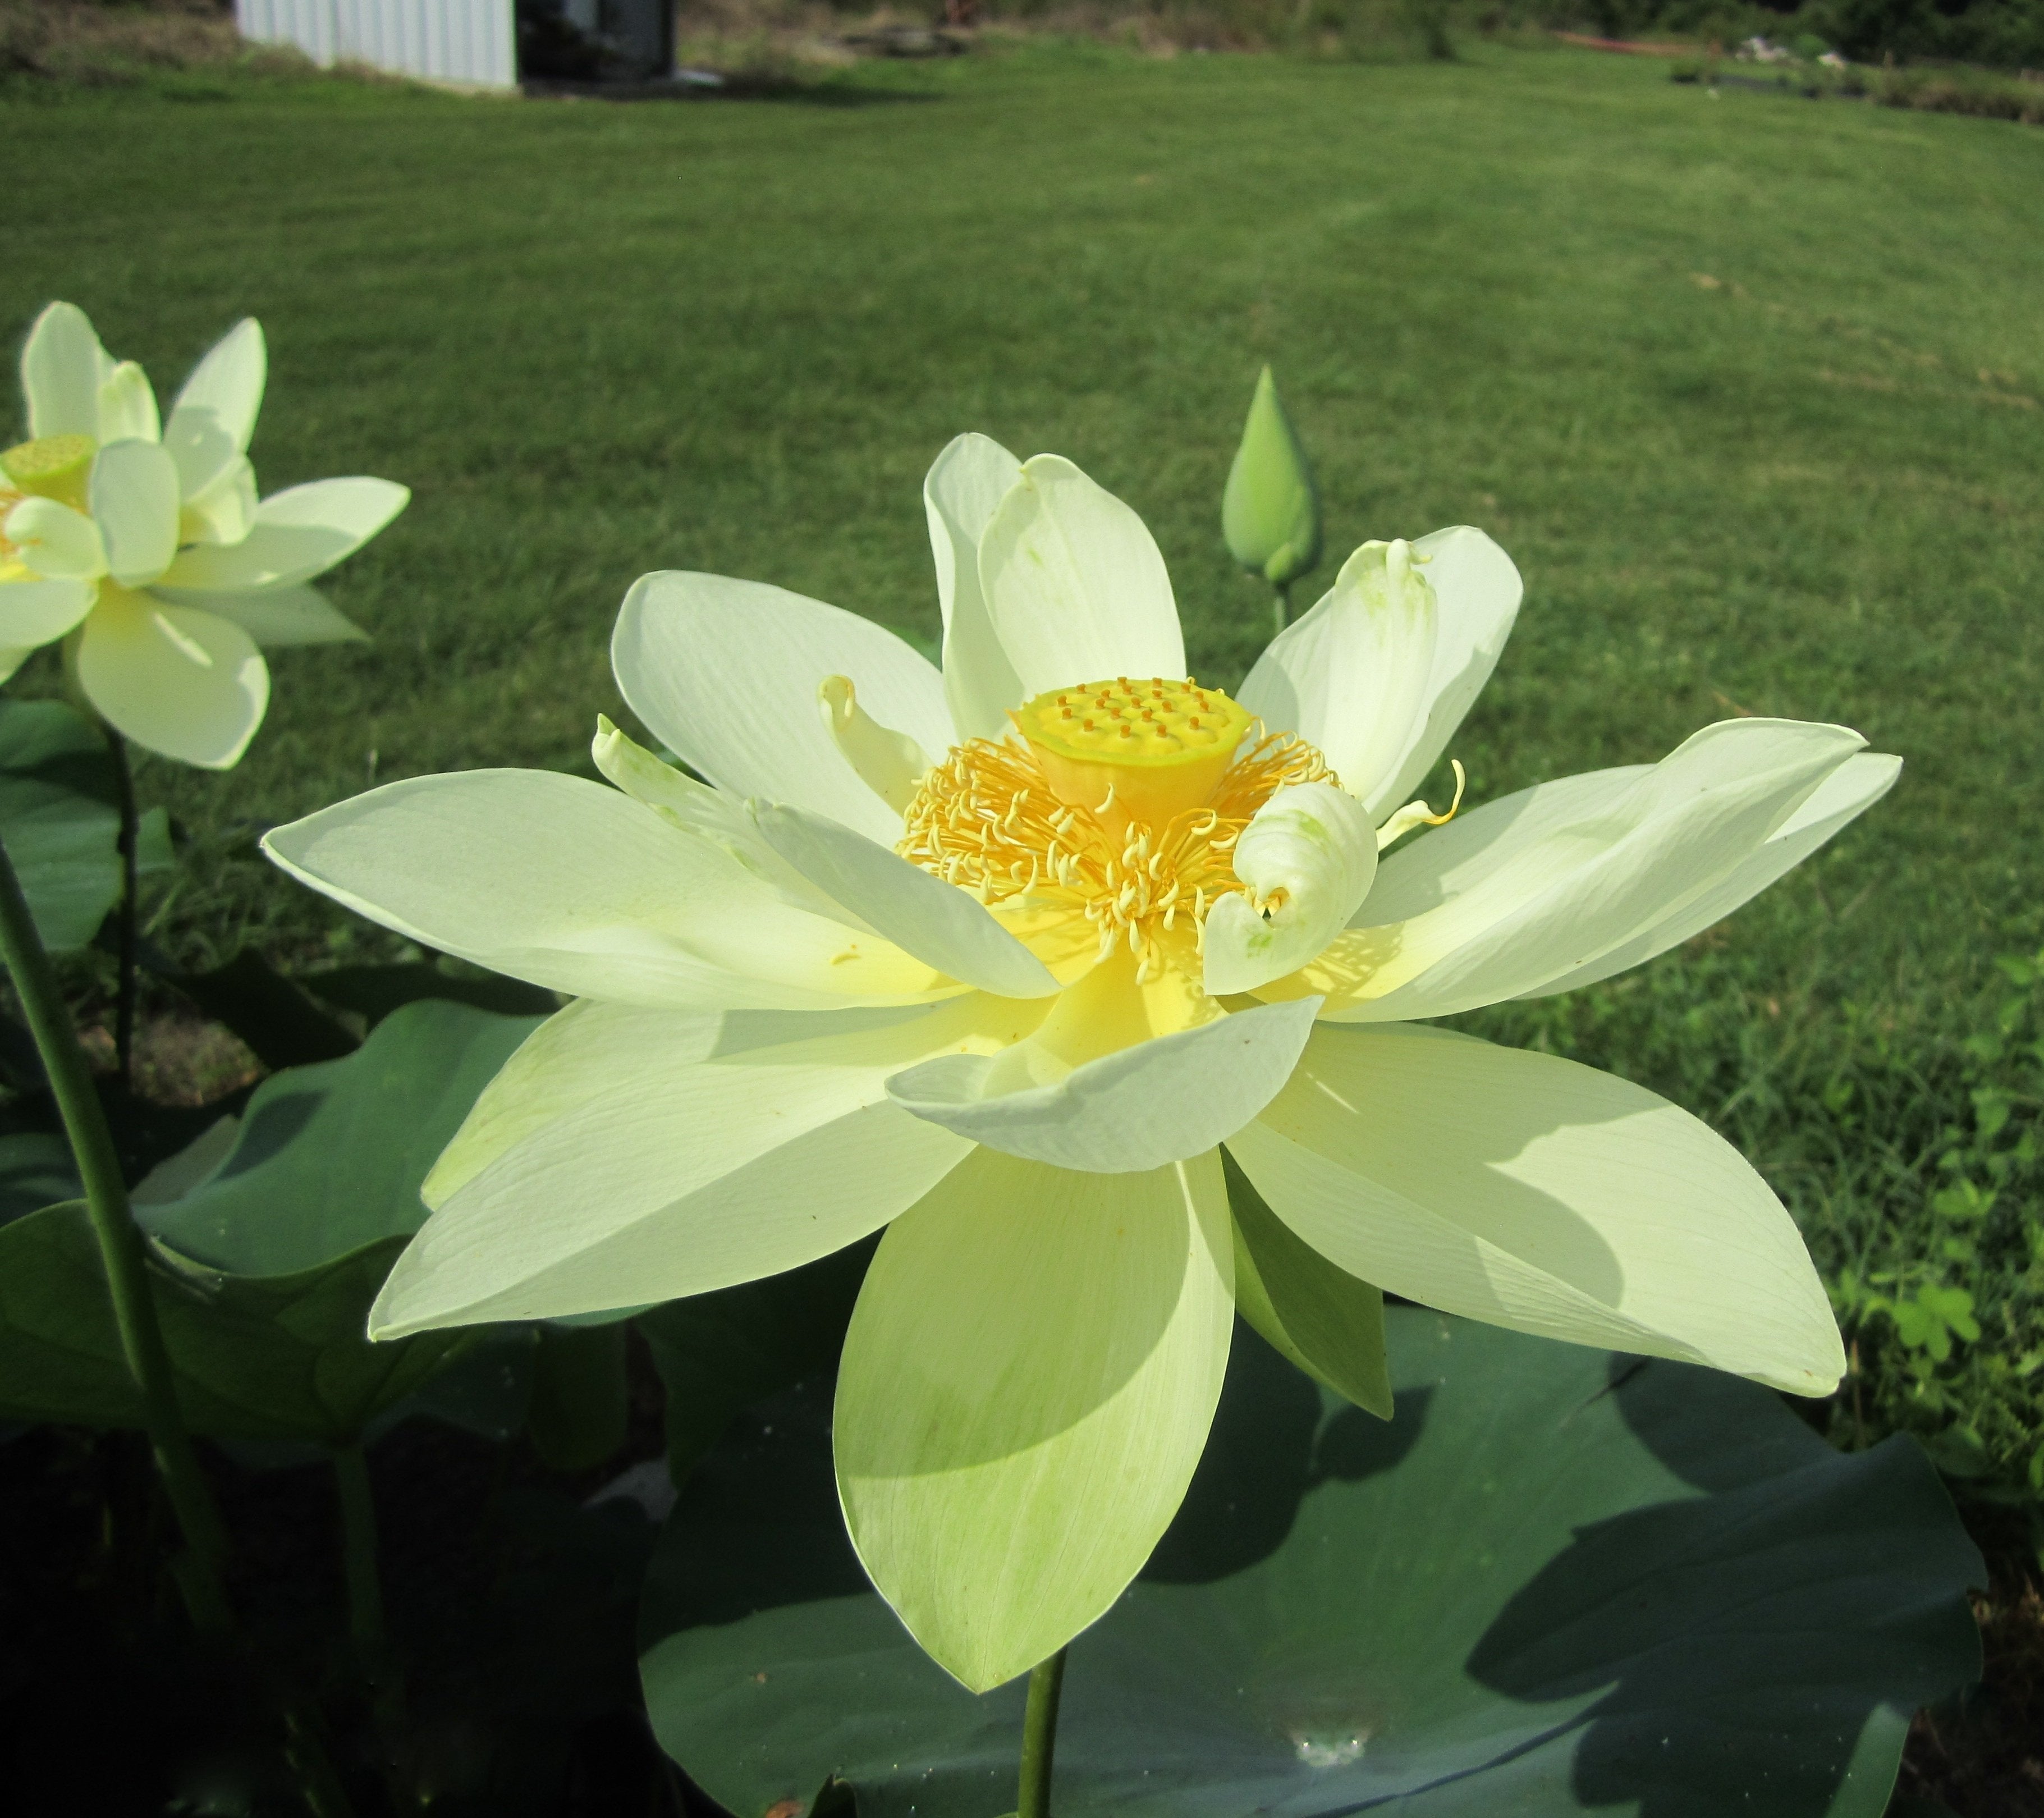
left=177, top=455, right=259, bottom=547
left=924, top=432, right=1026, bottom=741
left=262, top=769, right=968, bottom=1012
left=97, top=362, right=160, bottom=445
left=888, top=993, right=1321, bottom=1171
left=1229, top=1024, right=1845, bottom=1394
left=1374, top=525, right=1524, bottom=813
left=161, top=583, right=366, bottom=648
left=837, top=1145, right=1232, bottom=1692
left=1202, top=781, right=1376, bottom=996
left=90, top=441, right=181, bottom=587
left=369, top=997, right=997, bottom=1336
left=75, top=594, right=269, bottom=770
left=1283, top=720, right=1867, bottom=1021
left=1515, top=751, right=1902, bottom=997
left=3, top=498, right=106, bottom=581
left=21, top=303, right=113, bottom=439
left=165, top=318, right=265, bottom=499
left=158, top=478, right=408, bottom=592
left=818, top=674, right=929, bottom=816
left=749, top=799, right=1061, bottom=1000
left=614, top=570, right=955, bottom=846
left=1238, top=538, right=1440, bottom=817
left=978, top=454, right=1184, bottom=697
left=0, top=575, right=97, bottom=646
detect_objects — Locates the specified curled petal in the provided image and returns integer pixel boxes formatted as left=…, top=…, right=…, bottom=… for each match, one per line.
left=1202, top=781, right=1376, bottom=996
left=3, top=498, right=106, bottom=581
left=818, top=674, right=929, bottom=816
left=1238, top=538, right=1440, bottom=819
left=887, top=993, right=1321, bottom=1171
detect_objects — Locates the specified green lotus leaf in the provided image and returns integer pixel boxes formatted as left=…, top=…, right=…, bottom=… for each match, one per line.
left=0, top=697, right=168, bottom=951
left=0, top=1000, right=542, bottom=1441
left=639, top=1309, right=1981, bottom=1818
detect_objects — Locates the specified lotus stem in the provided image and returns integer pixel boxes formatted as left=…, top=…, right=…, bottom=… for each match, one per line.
left=1017, top=1646, right=1066, bottom=1818
left=102, top=726, right=139, bottom=1087
left=1271, top=580, right=1290, bottom=636
left=0, top=831, right=231, bottom=1631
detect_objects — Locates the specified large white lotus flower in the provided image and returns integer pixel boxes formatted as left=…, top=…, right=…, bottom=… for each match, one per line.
left=0, top=303, right=409, bottom=767
left=264, top=435, right=1896, bottom=1692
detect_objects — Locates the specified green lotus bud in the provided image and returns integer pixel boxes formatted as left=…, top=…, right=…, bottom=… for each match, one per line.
left=1222, top=366, right=1322, bottom=589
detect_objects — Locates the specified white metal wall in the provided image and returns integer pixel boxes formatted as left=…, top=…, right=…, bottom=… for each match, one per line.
left=235, top=0, right=519, bottom=90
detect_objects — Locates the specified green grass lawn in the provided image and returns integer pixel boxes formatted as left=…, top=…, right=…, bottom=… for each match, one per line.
left=6, top=42, right=2042, bottom=1501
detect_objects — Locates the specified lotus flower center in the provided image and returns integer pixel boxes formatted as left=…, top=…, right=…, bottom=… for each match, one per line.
left=900, top=678, right=1337, bottom=981
left=0, top=435, right=95, bottom=513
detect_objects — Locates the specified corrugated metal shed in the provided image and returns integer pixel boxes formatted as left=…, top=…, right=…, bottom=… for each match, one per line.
left=235, top=0, right=519, bottom=90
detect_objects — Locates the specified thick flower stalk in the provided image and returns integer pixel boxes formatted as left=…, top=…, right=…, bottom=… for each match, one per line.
left=1, top=303, right=409, bottom=767
left=265, top=437, right=1896, bottom=1693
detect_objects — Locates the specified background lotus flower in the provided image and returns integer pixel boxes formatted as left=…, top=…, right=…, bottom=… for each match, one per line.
left=1, top=303, right=409, bottom=768
left=264, top=435, right=1898, bottom=1693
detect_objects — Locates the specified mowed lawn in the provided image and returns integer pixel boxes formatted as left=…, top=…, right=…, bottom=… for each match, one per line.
left=5, top=41, right=2043, bottom=1484
left=8, top=43, right=2041, bottom=986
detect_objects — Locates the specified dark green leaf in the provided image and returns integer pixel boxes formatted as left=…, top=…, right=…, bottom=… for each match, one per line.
left=0, top=699, right=123, bottom=951
left=302, top=958, right=560, bottom=1028
left=640, top=1311, right=1982, bottom=1818
left=528, top=1323, right=629, bottom=1472
left=135, top=997, right=542, bottom=1274
left=0, top=1001, right=542, bottom=1441
left=0, top=1130, right=80, bottom=1225
left=149, top=945, right=360, bottom=1070
left=0, top=1201, right=466, bottom=1441
left=637, top=1237, right=873, bottom=1484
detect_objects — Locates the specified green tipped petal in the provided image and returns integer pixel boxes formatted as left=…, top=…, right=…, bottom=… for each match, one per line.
left=1222, top=1150, right=1391, bottom=1417
left=836, top=1146, right=1234, bottom=1691
left=1222, top=366, right=1322, bottom=589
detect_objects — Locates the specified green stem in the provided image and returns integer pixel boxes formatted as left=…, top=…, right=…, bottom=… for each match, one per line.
left=1016, top=1647, right=1066, bottom=1818
left=102, top=727, right=139, bottom=1088
left=0, top=832, right=231, bottom=1631
left=332, top=1444, right=386, bottom=1653
left=1271, top=580, right=1291, bottom=636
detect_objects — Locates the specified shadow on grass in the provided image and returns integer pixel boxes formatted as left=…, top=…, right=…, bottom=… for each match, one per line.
left=520, top=77, right=939, bottom=108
